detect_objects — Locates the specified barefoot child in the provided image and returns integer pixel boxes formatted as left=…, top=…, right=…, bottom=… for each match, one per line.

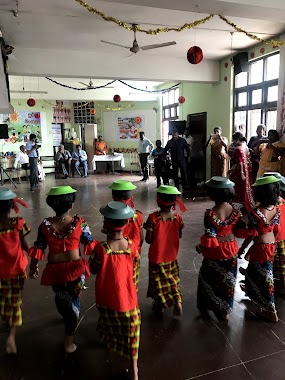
left=109, top=179, right=143, bottom=290
left=89, top=201, right=140, bottom=380
left=239, top=176, right=280, bottom=322
left=196, top=176, right=242, bottom=321
left=0, top=188, right=30, bottom=354
left=28, top=186, right=93, bottom=352
left=144, top=185, right=185, bottom=315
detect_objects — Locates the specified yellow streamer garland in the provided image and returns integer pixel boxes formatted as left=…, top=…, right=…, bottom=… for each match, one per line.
left=93, top=101, right=135, bottom=111
left=75, top=0, right=285, bottom=46
left=218, top=15, right=285, bottom=47
left=75, top=0, right=214, bottom=34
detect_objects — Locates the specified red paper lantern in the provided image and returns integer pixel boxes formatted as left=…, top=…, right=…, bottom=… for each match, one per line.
left=187, top=46, right=203, bottom=64
left=178, top=96, right=185, bottom=104
left=113, top=94, right=121, bottom=103
left=27, top=98, right=36, bottom=107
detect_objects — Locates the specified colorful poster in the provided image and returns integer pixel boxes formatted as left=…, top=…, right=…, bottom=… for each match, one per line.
left=117, top=116, right=144, bottom=140
left=4, top=110, right=42, bottom=144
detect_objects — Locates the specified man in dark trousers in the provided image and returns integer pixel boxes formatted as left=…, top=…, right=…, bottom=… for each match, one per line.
left=138, top=131, right=154, bottom=182
left=165, top=131, right=190, bottom=190
left=26, top=133, right=39, bottom=191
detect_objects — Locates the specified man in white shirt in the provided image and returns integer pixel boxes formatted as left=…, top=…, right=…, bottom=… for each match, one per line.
left=138, top=131, right=154, bottom=182
left=55, top=144, right=72, bottom=178
left=14, top=145, right=29, bottom=170
left=72, top=144, right=88, bottom=177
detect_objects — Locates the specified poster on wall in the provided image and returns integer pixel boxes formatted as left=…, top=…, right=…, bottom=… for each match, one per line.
left=0, top=110, right=42, bottom=144
left=117, top=116, right=144, bottom=140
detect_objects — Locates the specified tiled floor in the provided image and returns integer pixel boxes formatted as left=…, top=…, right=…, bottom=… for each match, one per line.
left=1, top=173, right=285, bottom=380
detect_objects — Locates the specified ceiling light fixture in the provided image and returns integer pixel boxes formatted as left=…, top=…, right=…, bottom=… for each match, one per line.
left=12, top=0, right=19, bottom=17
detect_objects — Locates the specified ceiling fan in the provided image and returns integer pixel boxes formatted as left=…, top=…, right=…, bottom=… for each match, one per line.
left=79, top=79, right=114, bottom=88
left=101, top=24, right=176, bottom=54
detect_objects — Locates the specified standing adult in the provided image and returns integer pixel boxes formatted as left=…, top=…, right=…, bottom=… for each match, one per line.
left=26, top=133, right=39, bottom=191
left=151, top=140, right=168, bottom=188
left=165, top=131, right=190, bottom=190
left=205, top=127, right=228, bottom=177
left=248, top=124, right=266, bottom=182
left=138, top=132, right=154, bottom=182
left=183, top=129, right=194, bottom=184
left=255, top=129, right=285, bottom=178
left=229, top=132, right=254, bottom=211
left=55, top=144, right=72, bottom=179
left=72, top=144, right=88, bottom=177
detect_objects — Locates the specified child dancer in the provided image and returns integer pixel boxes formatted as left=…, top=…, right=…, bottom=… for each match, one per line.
left=196, top=176, right=242, bottom=321
left=0, top=188, right=30, bottom=354
left=144, top=185, right=185, bottom=315
left=239, top=175, right=280, bottom=322
left=89, top=201, right=140, bottom=380
left=28, top=186, right=93, bottom=352
left=109, top=179, right=143, bottom=290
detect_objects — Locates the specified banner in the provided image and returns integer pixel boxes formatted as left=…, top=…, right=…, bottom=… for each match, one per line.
left=117, top=116, right=144, bottom=140
left=2, top=110, right=42, bottom=143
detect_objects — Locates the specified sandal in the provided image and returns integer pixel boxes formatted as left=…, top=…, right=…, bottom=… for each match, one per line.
left=239, top=267, right=247, bottom=276
left=256, top=308, right=278, bottom=323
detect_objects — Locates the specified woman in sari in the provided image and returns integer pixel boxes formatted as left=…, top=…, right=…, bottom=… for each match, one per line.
left=229, top=132, right=254, bottom=212
left=255, top=129, right=285, bottom=178
left=206, top=127, right=228, bottom=177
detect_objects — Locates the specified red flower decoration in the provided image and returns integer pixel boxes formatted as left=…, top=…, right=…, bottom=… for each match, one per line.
left=113, top=95, right=121, bottom=103
left=224, top=62, right=228, bottom=68
left=260, top=48, right=265, bottom=54
left=178, top=96, right=185, bottom=104
left=27, top=98, right=36, bottom=107
left=224, top=76, right=228, bottom=82
left=187, top=46, right=203, bottom=64
left=34, top=113, right=40, bottom=119
left=250, top=52, right=255, bottom=59
left=90, top=108, right=96, bottom=115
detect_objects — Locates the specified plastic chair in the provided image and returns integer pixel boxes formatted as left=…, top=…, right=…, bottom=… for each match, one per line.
left=130, top=152, right=141, bottom=175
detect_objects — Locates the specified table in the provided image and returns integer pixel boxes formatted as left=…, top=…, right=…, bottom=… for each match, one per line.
left=92, top=153, right=125, bottom=172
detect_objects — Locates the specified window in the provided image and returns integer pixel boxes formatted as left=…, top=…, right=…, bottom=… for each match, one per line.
left=162, top=88, right=179, bottom=142
left=234, top=52, right=279, bottom=140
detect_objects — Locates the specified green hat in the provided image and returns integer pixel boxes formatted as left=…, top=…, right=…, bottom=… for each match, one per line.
left=253, top=176, right=280, bottom=187
left=100, top=201, right=134, bottom=219
left=0, top=187, right=16, bottom=200
left=47, top=186, right=77, bottom=196
left=263, top=172, right=282, bottom=180
left=280, top=177, right=285, bottom=191
left=205, top=176, right=235, bottom=189
left=155, top=185, right=181, bottom=195
left=108, top=179, right=137, bottom=191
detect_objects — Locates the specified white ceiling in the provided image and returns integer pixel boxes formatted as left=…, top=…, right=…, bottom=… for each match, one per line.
left=0, top=0, right=285, bottom=83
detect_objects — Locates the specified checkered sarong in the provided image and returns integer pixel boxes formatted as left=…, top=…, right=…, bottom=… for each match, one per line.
left=0, top=273, right=25, bottom=327
left=133, top=258, right=140, bottom=292
left=147, top=260, right=182, bottom=308
left=274, top=240, right=285, bottom=285
left=97, top=306, right=141, bottom=360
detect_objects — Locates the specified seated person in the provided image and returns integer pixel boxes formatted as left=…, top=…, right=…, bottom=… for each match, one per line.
left=72, top=144, right=88, bottom=177
left=95, top=136, right=108, bottom=155
left=55, top=144, right=71, bottom=178
left=14, top=145, right=29, bottom=171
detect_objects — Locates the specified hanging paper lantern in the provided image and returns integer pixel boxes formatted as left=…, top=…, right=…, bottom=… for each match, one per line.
left=90, top=108, right=96, bottom=115
left=113, top=94, right=121, bottom=103
left=27, top=98, right=36, bottom=107
left=178, top=96, right=185, bottom=104
left=187, top=46, right=203, bottom=64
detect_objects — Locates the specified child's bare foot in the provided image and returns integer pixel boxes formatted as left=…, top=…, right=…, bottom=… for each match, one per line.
left=6, top=336, right=17, bottom=354
left=173, top=302, right=183, bottom=316
left=64, top=336, right=77, bottom=353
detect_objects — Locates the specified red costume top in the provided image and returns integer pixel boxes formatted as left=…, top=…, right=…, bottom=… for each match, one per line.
left=144, top=211, right=183, bottom=264
left=90, top=239, right=139, bottom=312
left=277, top=199, right=285, bottom=242
left=28, top=215, right=93, bottom=286
left=123, top=210, right=143, bottom=252
left=0, top=217, right=30, bottom=279
left=199, top=207, right=241, bottom=260
left=244, top=207, right=281, bottom=262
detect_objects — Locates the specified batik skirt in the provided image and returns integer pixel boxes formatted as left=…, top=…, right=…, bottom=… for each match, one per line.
left=197, top=256, right=237, bottom=314
left=97, top=306, right=141, bottom=360
left=0, top=273, right=25, bottom=327
left=147, top=260, right=182, bottom=308
left=52, top=274, right=85, bottom=335
left=244, top=260, right=275, bottom=312
left=274, top=240, right=285, bottom=285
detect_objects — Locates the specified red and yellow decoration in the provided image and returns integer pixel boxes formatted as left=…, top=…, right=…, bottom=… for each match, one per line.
left=178, top=96, right=185, bottom=104
left=27, top=98, right=36, bottom=107
left=187, top=46, right=203, bottom=64
left=113, top=94, right=121, bottom=103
